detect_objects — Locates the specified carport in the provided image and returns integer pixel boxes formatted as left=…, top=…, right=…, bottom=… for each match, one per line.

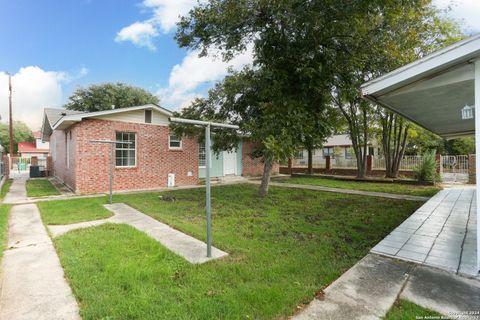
left=362, top=35, right=480, bottom=275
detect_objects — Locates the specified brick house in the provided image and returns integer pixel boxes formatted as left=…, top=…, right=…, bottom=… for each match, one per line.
left=41, top=104, right=278, bottom=194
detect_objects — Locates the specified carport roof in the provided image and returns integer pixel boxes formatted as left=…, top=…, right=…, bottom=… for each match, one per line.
left=361, top=34, right=480, bottom=138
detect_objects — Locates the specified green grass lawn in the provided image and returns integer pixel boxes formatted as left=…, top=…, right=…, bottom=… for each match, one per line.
left=51, top=184, right=422, bottom=319
left=0, top=205, right=11, bottom=259
left=0, top=179, right=13, bottom=200
left=384, top=300, right=442, bottom=319
left=273, top=176, right=441, bottom=197
left=26, top=179, right=61, bottom=198
left=38, top=196, right=112, bottom=225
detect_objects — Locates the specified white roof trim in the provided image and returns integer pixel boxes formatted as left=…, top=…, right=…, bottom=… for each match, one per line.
left=361, top=34, right=480, bottom=97
left=52, top=104, right=172, bottom=130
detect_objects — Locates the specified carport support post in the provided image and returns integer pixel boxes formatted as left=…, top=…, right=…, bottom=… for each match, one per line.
left=475, top=59, right=480, bottom=272
left=205, top=124, right=212, bottom=257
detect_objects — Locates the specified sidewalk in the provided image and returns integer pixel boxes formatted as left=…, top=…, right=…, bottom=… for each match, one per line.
left=0, top=176, right=80, bottom=320
left=48, top=203, right=228, bottom=264
left=294, top=253, right=480, bottom=319
left=248, top=180, right=429, bottom=201
left=3, top=173, right=28, bottom=204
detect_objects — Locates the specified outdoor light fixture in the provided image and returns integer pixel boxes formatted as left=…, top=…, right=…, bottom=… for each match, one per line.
left=461, top=104, right=475, bottom=120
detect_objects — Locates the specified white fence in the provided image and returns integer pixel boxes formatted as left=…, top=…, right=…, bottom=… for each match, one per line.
left=292, top=154, right=469, bottom=173
left=442, top=155, right=468, bottom=174
left=332, top=157, right=357, bottom=168
left=373, top=155, right=422, bottom=171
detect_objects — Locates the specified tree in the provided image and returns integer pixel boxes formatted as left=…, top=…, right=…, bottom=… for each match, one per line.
left=331, top=1, right=462, bottom=178
left=176, top=0, right=353, bottom=196
left=65, top=82, right=159, bottom=112
left=171, top=68, right=332, bottom=197
left=0, top=121, right=33, bottom=154
left=445, top=137, right=475, bottom=155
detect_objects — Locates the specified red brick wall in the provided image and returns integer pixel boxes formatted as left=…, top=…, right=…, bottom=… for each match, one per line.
left=74, top=119, right=198, bottom=194
left=51, top=128, right=77, bottom=190
left=241, top=141, right=280, bottom=176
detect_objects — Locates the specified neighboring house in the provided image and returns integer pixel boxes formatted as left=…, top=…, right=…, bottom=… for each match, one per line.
left=41, top=104, right=277, bottom=194
left=17, top=131, right=50, bottom=159
left=294, top=134, right=379, bottom=166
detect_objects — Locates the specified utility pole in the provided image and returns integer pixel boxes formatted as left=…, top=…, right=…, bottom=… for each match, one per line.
left=8, top=73, right=13, bottom=169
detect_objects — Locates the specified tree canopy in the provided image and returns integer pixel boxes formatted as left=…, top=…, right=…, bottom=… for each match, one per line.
left=175, top=0, right=464, bottom=191
left=65, top=82, right=159, bottom=112
left=0, top=121, right=33, bottom=154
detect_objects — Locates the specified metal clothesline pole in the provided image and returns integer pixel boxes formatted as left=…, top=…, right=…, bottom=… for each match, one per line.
left=90, top=139, right=132, bottom=204
left=169, top=117, right=239, bottom=257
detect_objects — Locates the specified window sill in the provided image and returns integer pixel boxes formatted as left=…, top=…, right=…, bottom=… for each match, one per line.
left=169, top=148, right=183, bottom=152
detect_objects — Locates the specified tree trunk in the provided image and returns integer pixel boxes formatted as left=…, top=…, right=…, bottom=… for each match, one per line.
left=307, top=148, right=313, bottom=174
left=259, top=159, right=273, bottom=197
left=381, top=113, right=409, bottom=178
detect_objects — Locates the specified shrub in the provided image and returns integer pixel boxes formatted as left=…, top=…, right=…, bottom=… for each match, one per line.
left=414, top=151, right=440, bottom=183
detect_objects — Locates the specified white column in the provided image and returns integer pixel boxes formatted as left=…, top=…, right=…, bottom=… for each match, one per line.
left=475, top=60, right=480, bottom=272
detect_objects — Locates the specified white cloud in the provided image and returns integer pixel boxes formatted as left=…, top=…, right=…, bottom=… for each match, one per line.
left=115, top=21, right=159, bottom=50
left=0, top=67, right=69, bottom=130
left=434, top=0, right=480, bottom=32
left=158, top=46, right=253, bottom=110
left=116, top=0, right=199, bottom=50
left=144, top=0, right=198, bottom=33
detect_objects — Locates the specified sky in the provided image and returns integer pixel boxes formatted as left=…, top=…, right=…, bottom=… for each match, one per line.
left=0, top=0, right=479, bottom=130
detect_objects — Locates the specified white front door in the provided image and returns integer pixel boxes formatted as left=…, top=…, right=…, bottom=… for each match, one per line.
left=223, top=151, right=237, bottom=175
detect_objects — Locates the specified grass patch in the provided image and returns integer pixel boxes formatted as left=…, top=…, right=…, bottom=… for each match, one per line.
left=384, top=299, right=442, bottom=319
left=0, top=205, right=11, bottom=258
left=0, top=179, right=13, bottom=200
left=273, top=176, right=441, bottom=197
left=38, top=197, right=112, bottom=225
left=26, top=179, right=61, bottom=197
left=52, top=184, right=422, bottom=319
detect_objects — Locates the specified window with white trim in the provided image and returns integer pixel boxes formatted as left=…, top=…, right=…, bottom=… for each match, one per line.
left=199, top=144, right=206, bottom=167
left=345, top=147, right=354, bottom=159
left=115, top=132, right=136, bottom=167
left=323, top=147, right=333, bottom=158
left=169, top=135, right=182, bottom=149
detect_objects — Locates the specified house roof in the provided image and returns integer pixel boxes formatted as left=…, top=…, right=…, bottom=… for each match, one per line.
left=324, top=134, right=352, bottom=147
left=18, top=141, right=49, bottom=154
left=41, top=108, right=84, bottom=141
left=361, top=34, right=480, bottom=138
left=52, top=104, right=172, bottom=130
left=32, top=131, right=41, bottom=139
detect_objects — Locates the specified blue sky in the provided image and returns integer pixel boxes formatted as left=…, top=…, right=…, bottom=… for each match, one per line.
left=0, top=0, right=478, bottom=129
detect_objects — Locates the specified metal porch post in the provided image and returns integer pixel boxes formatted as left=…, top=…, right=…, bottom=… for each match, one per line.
left=475, top=59, right=480, bottom=272
left=205, top=124, right=212, bottom=257
left=109, top=143, right=114, bottom=205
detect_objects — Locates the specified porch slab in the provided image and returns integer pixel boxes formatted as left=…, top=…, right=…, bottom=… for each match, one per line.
left=371, top=187, right=479, bottom=278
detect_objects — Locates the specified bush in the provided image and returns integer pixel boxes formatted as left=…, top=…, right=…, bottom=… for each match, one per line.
left=414, top=151, right=440, bottom=183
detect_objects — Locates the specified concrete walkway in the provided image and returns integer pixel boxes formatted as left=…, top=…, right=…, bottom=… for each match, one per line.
left=0, top=204, right=80, bottom=320
left=294, top=253, right=480, bottom=319
left=3, top=174, right=28, bottom=204
left=48, top=203, right=228, bottom=264
left=372, top=187, right=479, bottom=278
left=249, top=180, right=429, bottom=201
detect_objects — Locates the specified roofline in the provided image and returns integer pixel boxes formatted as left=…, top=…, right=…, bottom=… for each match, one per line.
left=361, top=34, right=480, bottom=97
left=52, top=104, right=173, bottom=130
